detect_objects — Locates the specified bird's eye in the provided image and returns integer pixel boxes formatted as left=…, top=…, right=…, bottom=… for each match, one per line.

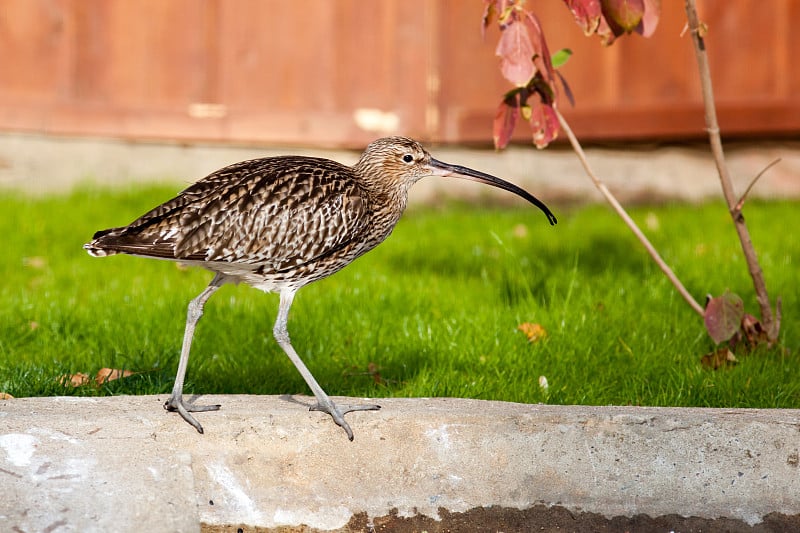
left=402, top=154, right=414, bottom=164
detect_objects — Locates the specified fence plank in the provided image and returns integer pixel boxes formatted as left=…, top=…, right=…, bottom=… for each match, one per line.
left=0, top=0, right=797, bottom=145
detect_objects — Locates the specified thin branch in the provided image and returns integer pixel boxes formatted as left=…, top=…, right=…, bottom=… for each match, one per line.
left=684, top=0, right=776, bottom=338
left=556, top=109, right=705, bottom=317
left=734, top=158, right=781, bottom=214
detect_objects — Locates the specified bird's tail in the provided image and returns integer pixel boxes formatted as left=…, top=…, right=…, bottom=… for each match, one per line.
left=83, top=228, right=122, bottom=257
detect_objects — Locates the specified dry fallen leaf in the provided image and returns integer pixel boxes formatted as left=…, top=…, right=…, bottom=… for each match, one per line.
left=739, top=313, right=772, bottom=349
left=366, top=362, right=383, bottom=385
left=0, top=392, right=13, bottom=399
left=518, top=322, right=547, bottom=343
left=701, top=347, right=738, bottom=370
left=60, top=372, right=91, bottom=387
left=60, top=368, right=137, bottom=388
left=95, top=368, right=136, bottom=385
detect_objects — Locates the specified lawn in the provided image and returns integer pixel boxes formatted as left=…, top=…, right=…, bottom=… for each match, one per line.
left=1, top=186, right=797, bottom=408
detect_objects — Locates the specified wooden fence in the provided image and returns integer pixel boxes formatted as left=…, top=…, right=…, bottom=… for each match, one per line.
left=1, top=0, right=798, bottom=146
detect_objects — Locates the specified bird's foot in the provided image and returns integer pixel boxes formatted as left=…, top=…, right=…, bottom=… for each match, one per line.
left=164, top=394, right=221, bottom=434
left=309, top=398, right=381, bottom=441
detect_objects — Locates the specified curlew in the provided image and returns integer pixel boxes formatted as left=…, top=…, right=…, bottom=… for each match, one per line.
left=84, top=137, right=557, bottom=440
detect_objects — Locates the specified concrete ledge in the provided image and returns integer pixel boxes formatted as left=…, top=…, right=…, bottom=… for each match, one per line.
left=1, top=396, right=799, bottom=532
left=3, top=132, right=800, bottom=203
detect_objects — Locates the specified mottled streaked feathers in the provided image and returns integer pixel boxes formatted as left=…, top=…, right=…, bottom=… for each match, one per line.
left=84, top=136, right=554, bottom=295
left=84, top=140, right=426, bottom=291
left=84, top=136, right=556, bottom=438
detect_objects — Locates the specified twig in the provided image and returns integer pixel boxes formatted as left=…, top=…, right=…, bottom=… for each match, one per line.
left=684, top=0, right=777, bottom=338
left=556, top=109, right=705, bottom=317
left=734, top=158, right=781, bottom=214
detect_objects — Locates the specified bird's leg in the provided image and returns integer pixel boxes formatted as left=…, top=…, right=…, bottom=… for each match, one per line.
left=274, top=289, right=380, bottom=441
left=164, top=274, right=225, bottom=433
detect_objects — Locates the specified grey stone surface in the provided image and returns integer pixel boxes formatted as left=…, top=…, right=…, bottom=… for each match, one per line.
left=1, top=395, right=799, bottom=531
left=0, top=397, right=199, bottom=533
left=2, top=132, right=799, bottom=203
left=3, top=134, right=798, bottom=531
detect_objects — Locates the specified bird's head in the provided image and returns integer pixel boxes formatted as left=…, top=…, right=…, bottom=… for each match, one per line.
left=354, top=136, right=557, bottom=225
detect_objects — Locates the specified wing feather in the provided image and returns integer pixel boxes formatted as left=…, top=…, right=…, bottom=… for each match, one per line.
left=87, top=157, right=372, bottom=274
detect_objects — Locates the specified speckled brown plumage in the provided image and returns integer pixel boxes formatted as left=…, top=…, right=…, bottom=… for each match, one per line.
left=85, top=136, right=556, bottom=440
left=88, top=157, right=382, bottom=287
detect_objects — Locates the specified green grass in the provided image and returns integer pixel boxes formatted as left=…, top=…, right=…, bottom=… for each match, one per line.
left=1, top=186, right=798, bottom=408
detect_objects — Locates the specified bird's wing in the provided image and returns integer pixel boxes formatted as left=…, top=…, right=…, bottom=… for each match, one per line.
left=90, top=157, right=372, bottom=271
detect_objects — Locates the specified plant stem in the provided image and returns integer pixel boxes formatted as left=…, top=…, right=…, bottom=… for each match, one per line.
left=684, top=0, right=777, bottom=339
left=735, top=158, right=781, bottom=212
left=556, top=110, right=705, bottom=317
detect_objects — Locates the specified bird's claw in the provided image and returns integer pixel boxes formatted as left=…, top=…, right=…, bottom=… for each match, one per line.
left=309, top=400, right=381, bottom=441
left=164, top=395, right=221, bottom=434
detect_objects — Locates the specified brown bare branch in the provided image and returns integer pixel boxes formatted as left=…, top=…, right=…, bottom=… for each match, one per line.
left=734, top=158, right=781, bottom=214
left=556, top=109, right=705, bottom=318
left=684, top=0, right=777, bottom=339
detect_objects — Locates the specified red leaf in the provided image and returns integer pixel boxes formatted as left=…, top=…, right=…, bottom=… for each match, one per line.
left=595, top=13, right=618, bottom=45
left=495, top=19, right=536, bottom=86
left=563, top=0, right=660, bottom=44
left=522, top=11, right=556, bottom=88
left=493, top=92, right=520, bottom=149
left=530, top=102, right=559, bottom=148
left=602, top=0, right=645, bottom=33
left=562, top=0, right=603, bottom=36
left=704, top=291, right=745, bottom=344
left=638, top=0, right=661, bottom=37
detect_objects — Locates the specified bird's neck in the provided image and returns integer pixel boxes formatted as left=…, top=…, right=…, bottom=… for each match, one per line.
left=368, top=186, right=409, bottom=220
left=353, top=163, right=413, bottom=212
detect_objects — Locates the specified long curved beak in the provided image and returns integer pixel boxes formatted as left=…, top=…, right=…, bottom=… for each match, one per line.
left=426, top=157, right=557, bottom=226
